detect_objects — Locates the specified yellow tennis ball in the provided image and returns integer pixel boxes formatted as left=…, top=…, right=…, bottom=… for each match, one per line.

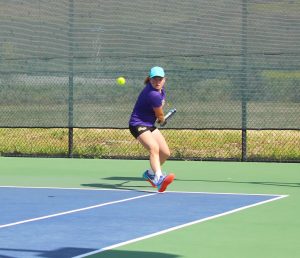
left=117, top=77, right=126, bottom=86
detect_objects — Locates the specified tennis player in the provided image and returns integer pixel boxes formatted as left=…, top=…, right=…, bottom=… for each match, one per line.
left=129, top=66, right=175, bottom=192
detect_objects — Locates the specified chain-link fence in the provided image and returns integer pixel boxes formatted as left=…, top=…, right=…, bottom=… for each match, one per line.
left=0, top=0, right=299, bottom=162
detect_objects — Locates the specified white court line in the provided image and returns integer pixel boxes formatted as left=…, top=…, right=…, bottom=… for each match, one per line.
left=0, top=185, right=288, bottom=197
left=73, top=194, right=288, bottom=258
left=0, top=193, right=156, bottom=229
left=0, top=185, right=136, bottom=192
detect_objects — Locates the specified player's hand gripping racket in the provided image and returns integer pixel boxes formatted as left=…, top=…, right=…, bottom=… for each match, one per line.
left=160, top=108, right=177, bottom=127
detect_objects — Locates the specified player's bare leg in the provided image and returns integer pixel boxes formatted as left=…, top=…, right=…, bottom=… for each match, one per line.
left=137, top=131, right=161, bottom=173
left=151, top=129, right=170, bottom=165
left=138, top=130, right=174, bottom=192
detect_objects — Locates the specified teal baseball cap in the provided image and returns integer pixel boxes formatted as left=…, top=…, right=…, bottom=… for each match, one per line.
left=149, top=66, right=165, bottom=78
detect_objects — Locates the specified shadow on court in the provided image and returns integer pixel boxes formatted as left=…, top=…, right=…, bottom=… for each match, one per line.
left=0, top=247, right=96, bottom=258
left=103, top=176, right=145, bottom=181
left=0, top=248, right=181, bottom=258
left=89, top=250, right=181, bottom=258
left=82, top=176, right=154, bottom=191
left=83, top=176, right=300, bottom=189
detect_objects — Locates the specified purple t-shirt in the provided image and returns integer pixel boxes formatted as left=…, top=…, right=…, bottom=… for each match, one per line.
left=129, top=83, right=166, bottom=127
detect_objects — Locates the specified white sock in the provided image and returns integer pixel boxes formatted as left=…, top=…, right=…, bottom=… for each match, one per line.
left=154, top=170, right=163, bottom=183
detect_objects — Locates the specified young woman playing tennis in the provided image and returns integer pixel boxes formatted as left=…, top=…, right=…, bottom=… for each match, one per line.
left=129, top=66, right=175, bottom=192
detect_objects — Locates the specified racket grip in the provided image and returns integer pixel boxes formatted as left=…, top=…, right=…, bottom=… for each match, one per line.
left=160, top=120, right=167, bottom=127
left=160, top=108, right=176, bottom=127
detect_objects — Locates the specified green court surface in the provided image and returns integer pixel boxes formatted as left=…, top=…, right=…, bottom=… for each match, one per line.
left=1, top=157, right=299, bottom=258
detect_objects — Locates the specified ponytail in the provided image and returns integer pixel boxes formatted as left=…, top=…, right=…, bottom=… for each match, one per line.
left=144, top=76, right=150, bottom=85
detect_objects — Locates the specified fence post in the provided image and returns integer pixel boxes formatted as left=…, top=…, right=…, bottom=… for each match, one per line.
left=241, top=0, right=248, bottom=161
left=68, top=0, right=74, bottom=158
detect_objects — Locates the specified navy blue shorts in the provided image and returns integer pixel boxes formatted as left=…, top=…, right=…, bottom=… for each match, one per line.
left=129, top=125, right=157, bottom=139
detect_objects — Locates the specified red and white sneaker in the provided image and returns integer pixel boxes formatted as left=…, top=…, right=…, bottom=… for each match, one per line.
left=157, top=173, right=175, bottom=192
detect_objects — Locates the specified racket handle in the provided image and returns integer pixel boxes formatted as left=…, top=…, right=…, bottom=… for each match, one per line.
left=160, top=121, right=167, bottom=127
left=160, top=108, right=176, bottom=127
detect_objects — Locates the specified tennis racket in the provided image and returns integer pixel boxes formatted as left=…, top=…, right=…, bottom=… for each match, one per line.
left=160, top=108, right=177, bottom=127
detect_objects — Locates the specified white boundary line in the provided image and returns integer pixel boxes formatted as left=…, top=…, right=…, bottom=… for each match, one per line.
left=73, top=194, right=288, bottom=258
left=0, top=185, right=135, bottom=192
left=0, top=185, right=288, bottom=197
left=0, top=193, right=156, bottom=229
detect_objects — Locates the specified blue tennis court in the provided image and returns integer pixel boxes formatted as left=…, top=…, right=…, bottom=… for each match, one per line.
left=0, top=186, right=286, bottom=258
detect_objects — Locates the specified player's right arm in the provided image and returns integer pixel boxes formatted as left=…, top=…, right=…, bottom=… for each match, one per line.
left=148, top=90, right=165, bottom=125
left=153, top=106, right=165, bottom=124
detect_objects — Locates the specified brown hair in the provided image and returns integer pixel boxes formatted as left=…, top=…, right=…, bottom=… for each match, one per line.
left=144, top=76, right=150, bottom=84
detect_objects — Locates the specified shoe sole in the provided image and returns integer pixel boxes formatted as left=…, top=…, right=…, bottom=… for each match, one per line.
left=158, top=173, right=175, bottom=193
